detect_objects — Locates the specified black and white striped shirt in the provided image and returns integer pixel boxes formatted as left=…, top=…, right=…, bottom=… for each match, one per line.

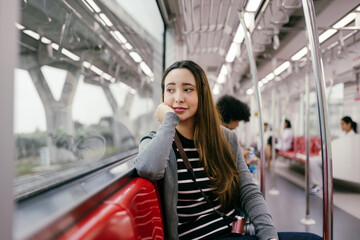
left=173, top=131, right=236, bottom=240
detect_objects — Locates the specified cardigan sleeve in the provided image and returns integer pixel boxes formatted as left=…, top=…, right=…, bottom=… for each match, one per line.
left=222, top=127, right=278, bottom=240
left=134, top=112, right=179, bottom=181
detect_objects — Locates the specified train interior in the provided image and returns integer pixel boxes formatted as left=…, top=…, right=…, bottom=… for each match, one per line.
left=0, top=0, right=360, bottom=239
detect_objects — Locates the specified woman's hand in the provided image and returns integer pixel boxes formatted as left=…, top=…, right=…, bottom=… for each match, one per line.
left=155, top=102, right=174, bottom=123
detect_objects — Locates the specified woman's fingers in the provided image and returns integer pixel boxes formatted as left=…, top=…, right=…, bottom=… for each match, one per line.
left=155, top=103, right=174, bottom=122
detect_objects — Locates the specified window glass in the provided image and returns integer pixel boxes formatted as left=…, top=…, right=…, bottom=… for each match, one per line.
left=327, top=83, right=344, bottom=137
left=309, top=91, right=321, bottom=136
left=72, top=77, right=113, bottom=125
left=109, top=82, right=128, bottom=108
left=114, top=0, right=164, bottom=43
left=14, top=69, right=46, bottom=134
left=14, top=0, right=163, bottom=199
left=308, top=83, right=344, bottom=137
left=41, top=66, right=67, bottom=101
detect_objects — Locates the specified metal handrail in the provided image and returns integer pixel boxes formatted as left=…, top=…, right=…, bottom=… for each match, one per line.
left=238, top=10, right=266, bottom=197
left=300, top=61, right=316, bottom=226
left=301, top=0, right=334, bottom=239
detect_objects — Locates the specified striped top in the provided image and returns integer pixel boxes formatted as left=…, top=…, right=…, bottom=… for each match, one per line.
left=173, top=131, right=236, bottom=240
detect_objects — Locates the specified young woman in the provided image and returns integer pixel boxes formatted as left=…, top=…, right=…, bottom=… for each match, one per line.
left=310, top=116, right=358, bottom=193
left=275, top=119, right=294, bottom=151
left=135, top=61, right=321, bottom=240
left=340, top=116, right=357, bottom=136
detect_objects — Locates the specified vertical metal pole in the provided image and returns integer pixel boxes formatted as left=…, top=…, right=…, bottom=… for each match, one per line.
left=238, top=11, right=266, bottom=196
left=0, top=0, right=17, bottom=239
left=301, top=1, right=333, bottom=239
left=305, top=71, right=311, bottom=215
left=269, top=88, right=279, bottom=195
left=300, top=66, right=316, bottom=225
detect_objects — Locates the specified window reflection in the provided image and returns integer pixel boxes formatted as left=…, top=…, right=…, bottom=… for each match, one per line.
left=14, top=0, right=163, bottom=199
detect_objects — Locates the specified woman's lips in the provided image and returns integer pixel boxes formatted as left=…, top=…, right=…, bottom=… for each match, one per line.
left=173, top=107, right=187, bottom=113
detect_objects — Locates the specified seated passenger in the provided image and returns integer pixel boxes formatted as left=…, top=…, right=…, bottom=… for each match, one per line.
left=135, top=60, right=321, bottom=240
left=310, top=116, right=358, bottom=194
left=216, top=95, right=250, bottom=130
left=262, top=123, right=273, bottom=167
left=216, top=95, right=251, bottom=157
left=275, top=119, right=294, bottom=151
left=340, top=116, right=357, bottom=137
left=265, top=119, right=293, bottom=167
left=216, top=95, right=260, bottom=182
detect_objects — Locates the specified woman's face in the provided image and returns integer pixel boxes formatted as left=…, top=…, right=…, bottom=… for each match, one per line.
left=164, top=68, right=198, bottom=123
left=341, top=120, right=351, bottom=132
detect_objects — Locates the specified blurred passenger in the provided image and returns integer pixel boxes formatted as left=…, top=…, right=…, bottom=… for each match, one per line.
left=216, top=95, right=261, bottom=177
left=340, top=116, right=357, bottom=136
left=216, top=95, right=250, bottom=130
left=266, top=119, right=293, bottom=167
left=263, top=123, right=272, bottom=146
left=263, top=123, right=273, bottom=167
left=216, top=95, right=251, bottom=157
left=275, top=119, right=294, bottom=151
left=310, top=116, right=358, bottom=194
left=135, top=60, right=321, bottom=240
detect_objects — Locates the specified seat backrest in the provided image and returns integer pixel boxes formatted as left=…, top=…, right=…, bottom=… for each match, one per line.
left=59, top=177, right=164, bottom=240
left=295, top=136, right=305, bottom=153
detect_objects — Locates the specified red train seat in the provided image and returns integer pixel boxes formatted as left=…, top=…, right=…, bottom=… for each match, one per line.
left=277, top=136, right=322, bottom=164
left=59, top=177, right=164, bottom=240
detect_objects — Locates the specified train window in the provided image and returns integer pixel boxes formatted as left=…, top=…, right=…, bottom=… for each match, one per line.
left=14, top=0, right=163, bottom=199
left=114, top=0, right=164, bottom=43
left=307, top=83, right=344, bottom=137
left=327, top=83, right=344, bottom=137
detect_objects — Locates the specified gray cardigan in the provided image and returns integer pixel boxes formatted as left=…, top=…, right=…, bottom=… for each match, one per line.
left=134, top=112, right=278, bottom=240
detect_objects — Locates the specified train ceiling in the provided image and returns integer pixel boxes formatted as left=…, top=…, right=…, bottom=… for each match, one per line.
left=17, top=0, right=360, bottom=98
left=159, top=0, right=360, bottom=96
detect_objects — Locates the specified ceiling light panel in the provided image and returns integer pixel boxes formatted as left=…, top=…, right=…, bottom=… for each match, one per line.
left=62, top=48, right=80, bottom=61
left=225, top=43, right=239, bottom=62
left=213, top=84, right=220, bottom=95
left=245, top=0, right=262, bottom=12
left=41, top=37, right=52, bottom=44
left=15, top=22, right=25, bottom=30
left=99, top=13, right=113, bottom=27
left=85, top=0, right=101, bottom=13
left=233, top=26, right=245, bottom=43
left=274, top=61, right=290, bottom=75
left=291, top=47, right=308, bottom=61
left=129, top=52, right=142, bottom=63
left=82, top=0, right=94, bottom=12
left=333, top=12, right=356, bottom=28
left=90, top=65, right=103, bottom=75
left=319, top=29, right=337, bottom=44
left=140, top=62, right=153, bottom=77
left=23, top=30, right=40, bottom=40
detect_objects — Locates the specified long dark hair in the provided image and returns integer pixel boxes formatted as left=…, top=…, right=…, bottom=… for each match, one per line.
left=161, top=60, right=240, bottom=209
left=285, top=119, right=292, bottom=128
left=341, top=116, right=357, bottom=133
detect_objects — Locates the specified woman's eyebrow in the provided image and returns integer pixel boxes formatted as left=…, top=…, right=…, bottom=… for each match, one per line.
left=165, top=82, right=195, bottom=87
left=182, top=83, right=195, bottom=87
left=165, top=82, right=175, bottom=87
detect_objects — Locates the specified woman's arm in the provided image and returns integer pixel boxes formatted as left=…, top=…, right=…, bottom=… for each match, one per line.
left=134, top=112, right=179, bottom=180
left=223, top=128, right=278, bottom=240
